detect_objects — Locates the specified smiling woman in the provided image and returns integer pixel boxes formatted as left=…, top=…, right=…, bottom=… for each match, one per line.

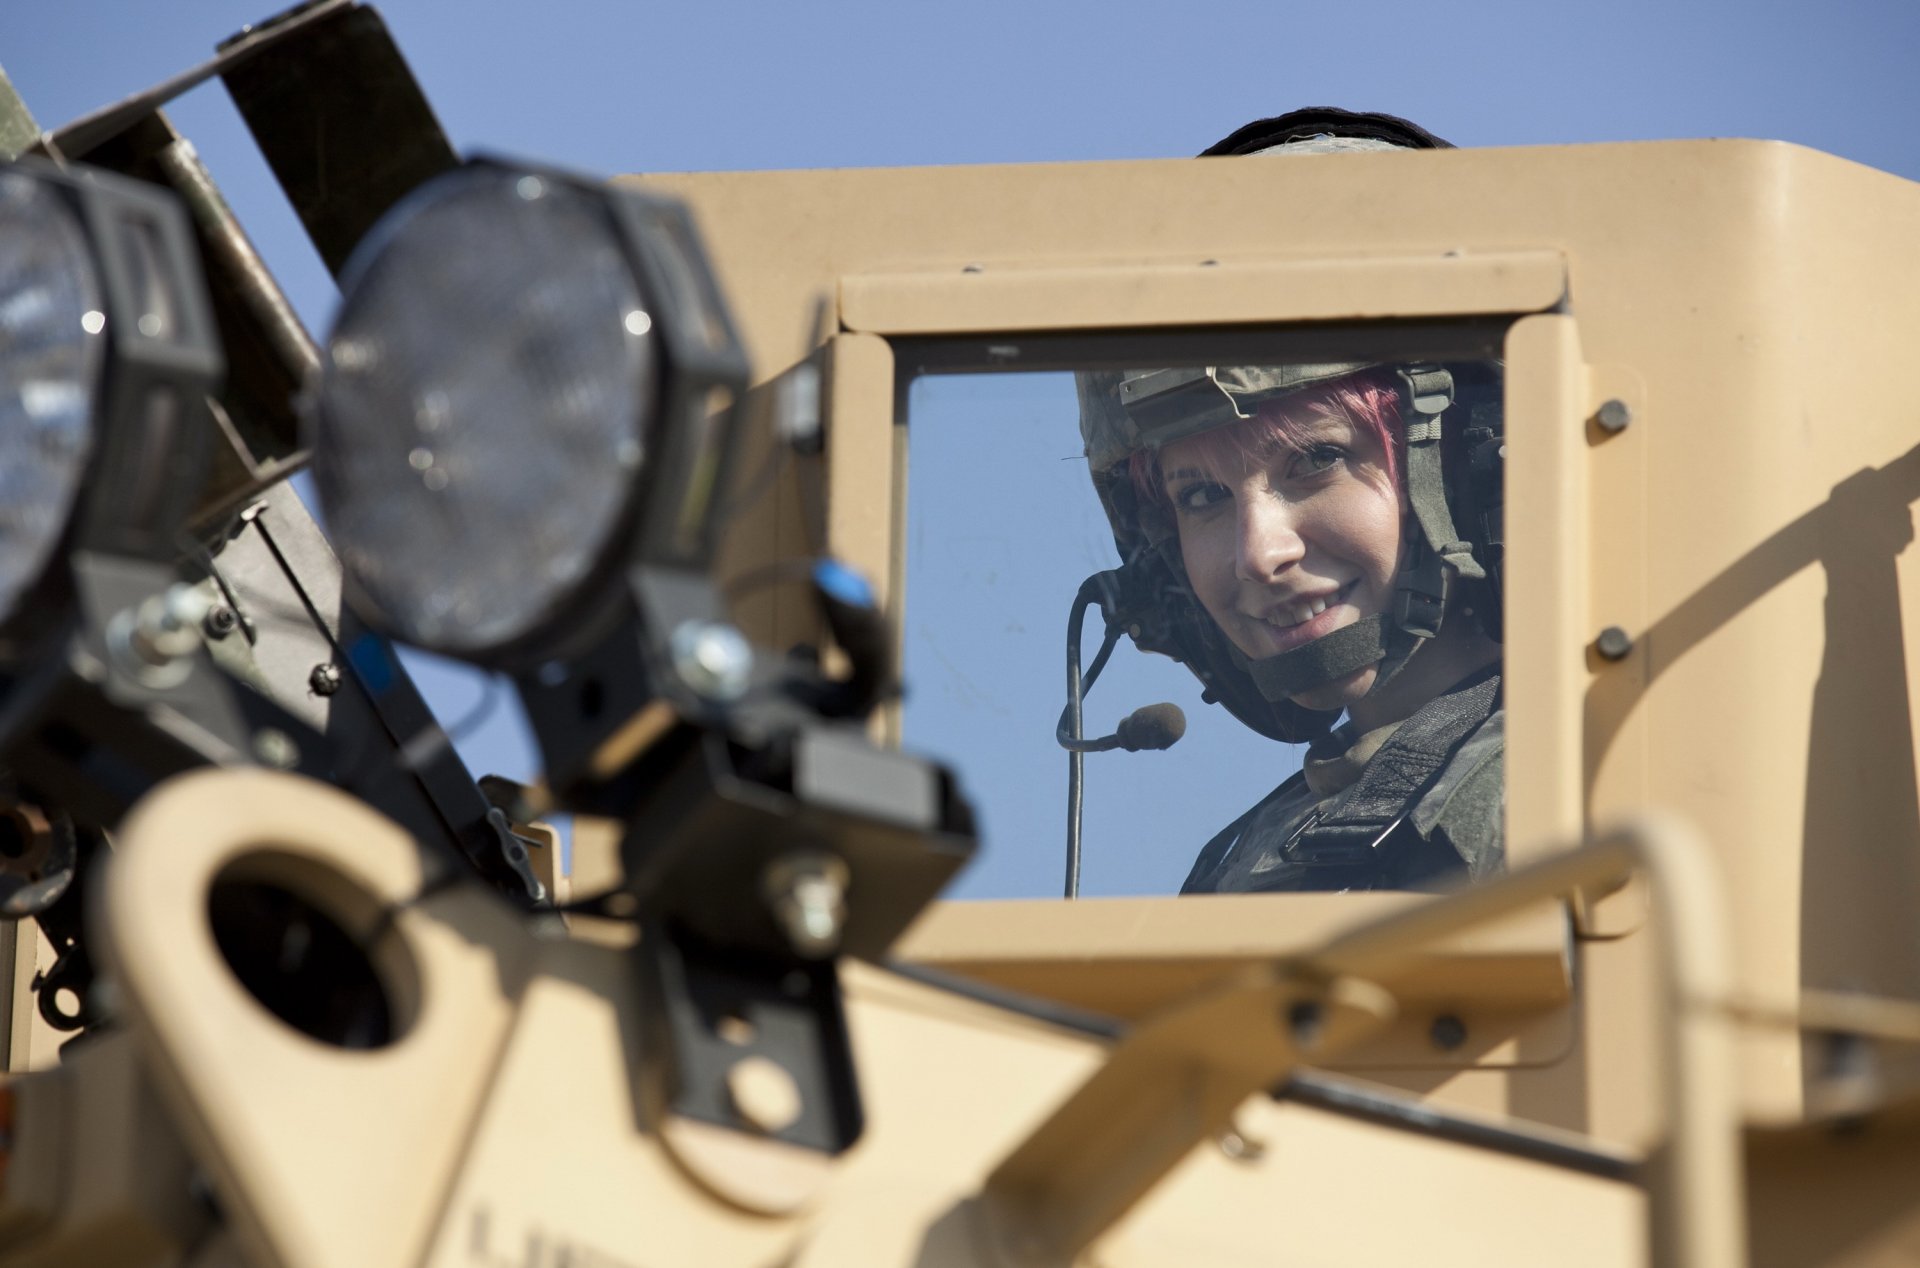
left=1141, top=368, right=1501, bottom=731
left=1079, top=360, right=1505, bottom=894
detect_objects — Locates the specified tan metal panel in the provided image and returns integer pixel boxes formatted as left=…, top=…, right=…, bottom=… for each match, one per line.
left=1577, top=366, right=1656, bottom=938
left=635, top=139, right=1920, bottom=1132
left=900, top=892, right=1570, bottom=1014
left=1504, top=315, right=1591, bottom=867
left=4, top=924, right=67, bottom=1074
left=838, top=250, right=1566, bottom=334
left=96, top=772, right=530, bottom=1268
left=823, top=333, right=898, bottom=612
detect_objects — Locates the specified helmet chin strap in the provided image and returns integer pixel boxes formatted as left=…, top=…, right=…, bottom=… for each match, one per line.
left=1232, top=583, right=1440, bottom=708
left=1234, top=615, right=1393, bottom=701
left=1233, top=584, right=1447, bottom=710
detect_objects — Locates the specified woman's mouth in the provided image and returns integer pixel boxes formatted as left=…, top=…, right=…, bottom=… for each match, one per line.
left=1248, top=582, right=1355, bottom=655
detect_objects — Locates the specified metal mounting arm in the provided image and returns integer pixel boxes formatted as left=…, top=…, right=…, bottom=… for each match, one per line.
left=983, top=815, right=1744, bottom=1268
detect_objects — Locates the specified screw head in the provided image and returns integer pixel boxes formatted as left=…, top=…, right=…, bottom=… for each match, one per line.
left=669, top=621, right=753, bottom=701
left=308, top=663, right=343, bottom=696
left=1217, top=1126, right=1266, bottom=1162
left=1595, top=399, right=1633, bottom=434
left=252, top=728, right=299, bottom=770
left=763, top=851, right=850, bottom=959
left=1285, top=1000, right=1324, bottom=1050
left=203, top=605, right=238, bottom=639
left=128, top=585, right=211, bottom=665
left=1595, top=626, right=1634, bottom=661
left=727, top=1055, right=803, bottom=1134
left=1430, top=1013, right=1469, bottom=1051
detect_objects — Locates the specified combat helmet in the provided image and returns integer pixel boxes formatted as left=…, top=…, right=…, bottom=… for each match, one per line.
left=1076, top=110, right=1503, bottom=743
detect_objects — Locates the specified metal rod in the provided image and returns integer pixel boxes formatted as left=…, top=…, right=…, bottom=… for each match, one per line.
left=1059, top=596, right=1118, bottom=897
left=1280, top=1071, right=1638, bottom=1182
left=986, top=817, right=1747, bottom=1268
left=153, top=136, right=321, bottom=386
left=1302, top=818, right=1744, bottom=1268
left=1064, top=592, right=1086, bottom=898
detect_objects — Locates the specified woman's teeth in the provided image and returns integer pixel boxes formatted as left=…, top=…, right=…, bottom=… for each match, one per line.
left=1273, top=596, right=1331, bottom=629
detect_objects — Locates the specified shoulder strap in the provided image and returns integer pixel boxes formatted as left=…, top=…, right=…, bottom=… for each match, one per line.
left=1288, top=672, right=1501, bottom=866
left=1412, top=709, right=1506, bottom=879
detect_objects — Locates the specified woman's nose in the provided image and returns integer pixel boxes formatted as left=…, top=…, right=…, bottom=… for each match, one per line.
left=1234, top=494, right=1305, bottom=581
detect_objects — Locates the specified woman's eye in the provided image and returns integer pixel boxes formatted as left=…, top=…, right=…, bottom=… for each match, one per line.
left=1291, top=445, right=1346, bottom=477
left=1171, top=482, right=1230, bottom=514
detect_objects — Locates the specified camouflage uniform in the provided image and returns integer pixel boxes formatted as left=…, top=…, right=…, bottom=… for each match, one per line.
left=1182, top=668, right=1503, bottom=894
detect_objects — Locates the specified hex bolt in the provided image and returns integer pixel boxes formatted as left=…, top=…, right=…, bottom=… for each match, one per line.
left=1285, top=1000, right=1324, bottom=1051
left=107, top=584, right=214, bottom=688
left=202, top=604, right=238, bottom=640
left=669, top=620, right=754, bottom=701
left=1595, top=626, right=1634, bottom=661
left=727, top=1055, right=803, bottom=1134
left=1217, top=1125, right=1267, bottom=1162
left=1430, top=1013, right=1469, bottom=1051
left=1595, top=399, right=1633, bottom=434
left=308, top=663, right=343, bottom=696
left=252, top=728, right=300, bottom=770
left=120, top=585, right=212, bottom=668
left=763, top=851, right=850, bottom=959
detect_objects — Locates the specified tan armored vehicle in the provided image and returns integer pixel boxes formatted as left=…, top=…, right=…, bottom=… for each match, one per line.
left=1, top=3, right=1919, bottom=1265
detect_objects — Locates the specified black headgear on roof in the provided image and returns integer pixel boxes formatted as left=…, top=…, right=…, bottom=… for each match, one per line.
left=1201, top=107, right=1453, bottom=156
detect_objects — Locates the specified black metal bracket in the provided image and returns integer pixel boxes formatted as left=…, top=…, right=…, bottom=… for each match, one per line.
left=637, top=932, right=862, bottom=1154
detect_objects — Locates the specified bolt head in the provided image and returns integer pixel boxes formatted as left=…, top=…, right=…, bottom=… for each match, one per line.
left=252, top=728, right=299, bottom=770
left=1596, top=399, right=1633, bottom=434
left=669, top=621, right=753, bottom=701
left=1285, top=1000, right=1324, bottom=1050
left=1216, top=1126, right=1265, bottom=1162
left=1430, top=1013, right=1469, bottom=1051
left=764, top=852, right=849, bottom=959
left=309, top=663, right=343, bottom=696
left=203, top=605, right=238, bottom=639
left=1595, top=626, right=1634, bottom=661
left=727, top=1055, right=802, bottom=1134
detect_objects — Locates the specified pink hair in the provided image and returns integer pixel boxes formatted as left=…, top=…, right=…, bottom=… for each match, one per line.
left=1128, top=369, right=1403, bottom=511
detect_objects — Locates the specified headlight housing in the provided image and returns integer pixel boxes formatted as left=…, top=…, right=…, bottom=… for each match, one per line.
left=310, top=160, right=749, bottom=665
left=0, top=158, right=221, bottom=654
left=0, top=171, right=104, bottom=625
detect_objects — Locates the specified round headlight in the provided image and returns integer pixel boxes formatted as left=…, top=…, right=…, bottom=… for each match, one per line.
left=0, top=171, right=105, bottom=624
left=313, top=166, right=659, bottom=657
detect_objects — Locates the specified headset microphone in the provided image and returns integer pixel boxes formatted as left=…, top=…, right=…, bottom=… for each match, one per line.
left=1058, top=571, right=1187, bottom=898
left=1114, top=701, right=1186, bottom=752
left=1060, top=701, right=1187, bottom=753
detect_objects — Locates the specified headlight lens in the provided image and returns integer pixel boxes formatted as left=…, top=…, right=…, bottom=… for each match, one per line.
left=0, top=171, right=104, bottom=623
left=314, top=166, right=657, bottom=655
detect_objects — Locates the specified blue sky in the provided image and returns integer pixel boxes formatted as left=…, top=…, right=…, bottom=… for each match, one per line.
left=4, top=0, right=1916, bottom=896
